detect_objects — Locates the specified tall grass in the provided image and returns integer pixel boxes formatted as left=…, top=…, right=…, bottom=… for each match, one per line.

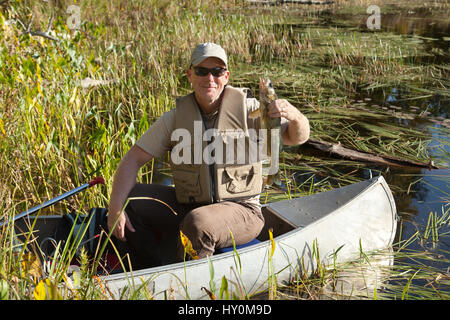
left=1, top=0, right=443, bottom=215
left=0, top=0, right=281, bottom=215
left=0, top=0, right=448, bottom=300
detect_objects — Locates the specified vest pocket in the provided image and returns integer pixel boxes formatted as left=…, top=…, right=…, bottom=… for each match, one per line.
left=222, top=164, right=257, bottom=194
left=173, top=169, right=202, bottom=198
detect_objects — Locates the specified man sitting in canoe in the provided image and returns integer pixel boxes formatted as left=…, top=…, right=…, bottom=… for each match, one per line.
left=107, top=42, right=310, bottom=269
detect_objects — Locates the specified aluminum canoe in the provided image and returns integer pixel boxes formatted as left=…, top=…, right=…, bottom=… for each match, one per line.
left=100, top=175, right=398, bottom=299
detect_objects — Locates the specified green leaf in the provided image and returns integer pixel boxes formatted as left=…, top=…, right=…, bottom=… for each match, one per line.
left=0, top=280, right=9, bottom=300
left=219, top=276, right=229, bottom=300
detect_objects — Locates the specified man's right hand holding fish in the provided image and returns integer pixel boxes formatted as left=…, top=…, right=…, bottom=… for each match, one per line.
left=267, top=97, right=310, bottom=146
left=249, top=77, right=310, bottom=186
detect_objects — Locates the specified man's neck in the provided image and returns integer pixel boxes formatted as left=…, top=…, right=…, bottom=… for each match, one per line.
left=194, top=88, right=226, bottom=114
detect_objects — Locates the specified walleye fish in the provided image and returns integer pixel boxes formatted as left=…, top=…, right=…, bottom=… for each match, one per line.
left=249, top=77, right=282, bottom=187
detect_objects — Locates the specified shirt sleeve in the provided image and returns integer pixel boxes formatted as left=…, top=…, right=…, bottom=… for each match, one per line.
left=135, top=109, right=175, bottom=157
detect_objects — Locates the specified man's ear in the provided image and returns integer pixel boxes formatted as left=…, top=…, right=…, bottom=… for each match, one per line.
left=186, top=68, right=192, bottom=83
left=224, top=70, right=230, bottom=83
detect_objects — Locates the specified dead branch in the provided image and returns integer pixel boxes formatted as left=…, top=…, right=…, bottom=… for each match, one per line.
left=18, top=13, right=59, bottom=42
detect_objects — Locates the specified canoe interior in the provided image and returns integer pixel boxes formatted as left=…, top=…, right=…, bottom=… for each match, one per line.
left=258, top=178, right=376, bottom=241
left=13, top=178, right=379, bottom=264
left=14, top=215, right=62, bottom=243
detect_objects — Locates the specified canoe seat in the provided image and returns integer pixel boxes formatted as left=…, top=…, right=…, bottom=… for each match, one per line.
left=215, top=238, right=260, bottom=254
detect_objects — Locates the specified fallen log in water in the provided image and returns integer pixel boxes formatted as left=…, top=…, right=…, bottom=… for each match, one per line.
left=304, top=138, right=440, bottom=169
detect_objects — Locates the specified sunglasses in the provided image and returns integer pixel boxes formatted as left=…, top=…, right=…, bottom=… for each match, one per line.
left=193, top=66, right=227, bottom=77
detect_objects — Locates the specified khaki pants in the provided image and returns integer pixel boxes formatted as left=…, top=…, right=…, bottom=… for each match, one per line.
left=113, top=183, right=264, bottom=270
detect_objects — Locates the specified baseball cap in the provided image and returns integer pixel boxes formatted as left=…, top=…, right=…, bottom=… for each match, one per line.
left=190, top=43, right=228, bottom=68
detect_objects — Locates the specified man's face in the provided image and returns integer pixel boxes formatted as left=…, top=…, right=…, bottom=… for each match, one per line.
left=187, top=57, right=229, bottom=108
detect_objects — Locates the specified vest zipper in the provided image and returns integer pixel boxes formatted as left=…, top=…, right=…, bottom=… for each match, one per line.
left=201, top=116, right=217, bottom=203
left=196, top=98, right=218, bottom=204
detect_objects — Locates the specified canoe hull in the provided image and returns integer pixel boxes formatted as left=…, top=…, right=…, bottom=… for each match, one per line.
left=102, top=176, right=398, bottom=299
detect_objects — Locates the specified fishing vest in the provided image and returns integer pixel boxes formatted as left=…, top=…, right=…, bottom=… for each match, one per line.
left=170, top=86, right=263, bottom=204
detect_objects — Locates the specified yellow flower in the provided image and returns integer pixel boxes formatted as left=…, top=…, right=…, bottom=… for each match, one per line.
left=179, top=230, right=199, bottom=260
left=269, top=228, right=275, bottom=258
left=33, top=279, right=62, bottom=300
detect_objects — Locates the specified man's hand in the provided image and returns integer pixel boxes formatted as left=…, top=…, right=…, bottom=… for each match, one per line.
left=268, top=99, right=301, bottom=122
left=268, top=99, right=310, bottom=146
left=107, top=209, right=135, bottom=242
left=107, top=145, right=153, bottom=241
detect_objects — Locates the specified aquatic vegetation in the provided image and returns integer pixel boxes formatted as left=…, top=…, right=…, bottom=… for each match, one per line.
left=0, top=0, right=448, bottom=300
